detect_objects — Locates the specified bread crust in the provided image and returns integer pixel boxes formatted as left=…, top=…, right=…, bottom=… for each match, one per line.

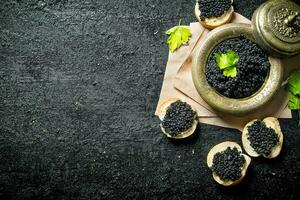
left=195, top=0, right=234, bottom=29
left=242, top=117, right=283, bottom=159
left=207, top=141, right=251, bottom=186
left=158, top=98, right=198, bottom=139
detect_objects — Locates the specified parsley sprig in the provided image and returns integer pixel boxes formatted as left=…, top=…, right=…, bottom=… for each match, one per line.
left=214, top=50, right=239, bottom=78
left=165, top=19, right=191, bottom=52
left=286, top=70, right=300, bottom=126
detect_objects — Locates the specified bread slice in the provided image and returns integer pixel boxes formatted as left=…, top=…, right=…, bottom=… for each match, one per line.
left=157, top=98, right=198, bottom=139
left=207, top=141, right=251, bottom=186
left=242, top=117, right=283, bottom=159
left=195, top=0, right=234, bottom=29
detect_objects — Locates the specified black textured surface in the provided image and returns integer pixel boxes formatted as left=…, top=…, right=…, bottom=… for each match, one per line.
left=206, top=37, right=270, bottom=98
left=0, top=0, right=300, bottom=200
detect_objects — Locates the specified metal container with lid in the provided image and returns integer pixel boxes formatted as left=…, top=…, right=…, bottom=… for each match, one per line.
left=252, top=0, right=300, bottom=57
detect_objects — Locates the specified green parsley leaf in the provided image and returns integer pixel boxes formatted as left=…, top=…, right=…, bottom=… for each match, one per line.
left=215, top=50, right=239, bottom=69
left=288, top=94, right=300, bottom=110
left=287, top=70, right=300, bottom=96
left=223, top=66, right=237, bottom=78
left=214, top=50, right=239, bottom=78
left=165, top=19, right=191, bottom=52
left=286, top=70, right=300, bottom=126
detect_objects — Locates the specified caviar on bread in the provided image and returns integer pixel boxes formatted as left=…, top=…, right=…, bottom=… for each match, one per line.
left=207, top=141, right=251, bottom=186
left=195, top=0, right=234, bottom=29
left=158, top=98, right=198, bottom=139
left=242, top=117, right=283, bottom=159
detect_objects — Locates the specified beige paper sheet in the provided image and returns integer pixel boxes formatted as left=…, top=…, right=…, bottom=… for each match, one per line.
left=155, top=22, right=215, bottom=117
left=156, top=13, right=299, bottom=131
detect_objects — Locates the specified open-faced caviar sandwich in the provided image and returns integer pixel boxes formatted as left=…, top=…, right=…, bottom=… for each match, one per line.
left=157, top=98, right=198, bottom=139
left=195, top=0, right=234, bottom=29
left=207, top=141, right=251, bottom=186
left=242, top=117, right=283, bottom=159
left=206, top=36, right=270, bottom=99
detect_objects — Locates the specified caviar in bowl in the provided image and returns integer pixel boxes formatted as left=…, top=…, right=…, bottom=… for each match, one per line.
left=192, top=23, right=283, bottom=116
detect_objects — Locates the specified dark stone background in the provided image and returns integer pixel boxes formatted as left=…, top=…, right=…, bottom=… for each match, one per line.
left=0, top=0, right=300, bottom=199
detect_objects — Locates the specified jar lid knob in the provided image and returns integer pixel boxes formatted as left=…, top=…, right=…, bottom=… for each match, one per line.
left=284, top=12, right=298, bottom=27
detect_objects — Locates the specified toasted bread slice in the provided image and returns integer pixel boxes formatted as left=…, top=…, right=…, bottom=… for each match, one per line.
left=195, top=0, right=234, bottom=29
left=242, top=117, right=283, bottom=159
left=207, top=141, right=251, bottom=186
left=158, top=98, right=198, bottom=139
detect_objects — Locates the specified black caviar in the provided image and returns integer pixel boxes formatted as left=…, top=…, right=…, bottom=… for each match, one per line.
left=211, top=147, right=245, bottom=181
left=205, top=37, right=270, bottom=99
left=161, top=100, right=196, bottom=136
left=199, top=0, right=232, bottom=20
left=247, top=120, right=279, bottom=155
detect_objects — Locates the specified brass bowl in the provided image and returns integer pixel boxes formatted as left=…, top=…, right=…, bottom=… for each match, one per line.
left=192, top=23, right=284, bottom=116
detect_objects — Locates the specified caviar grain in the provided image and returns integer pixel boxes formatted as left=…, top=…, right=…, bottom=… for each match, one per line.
left=205, top=37, right=270, bottom=99
left=247, top=120, right=279, bottom=155
left=161, top=100, right=196, bottom=136
left=199, top=0, right=232, bottom=20
left=211, top=147, right=245, bottom=181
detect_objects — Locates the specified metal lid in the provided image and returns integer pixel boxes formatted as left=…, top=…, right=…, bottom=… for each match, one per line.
left=252, top=0, right=300, bottom=57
